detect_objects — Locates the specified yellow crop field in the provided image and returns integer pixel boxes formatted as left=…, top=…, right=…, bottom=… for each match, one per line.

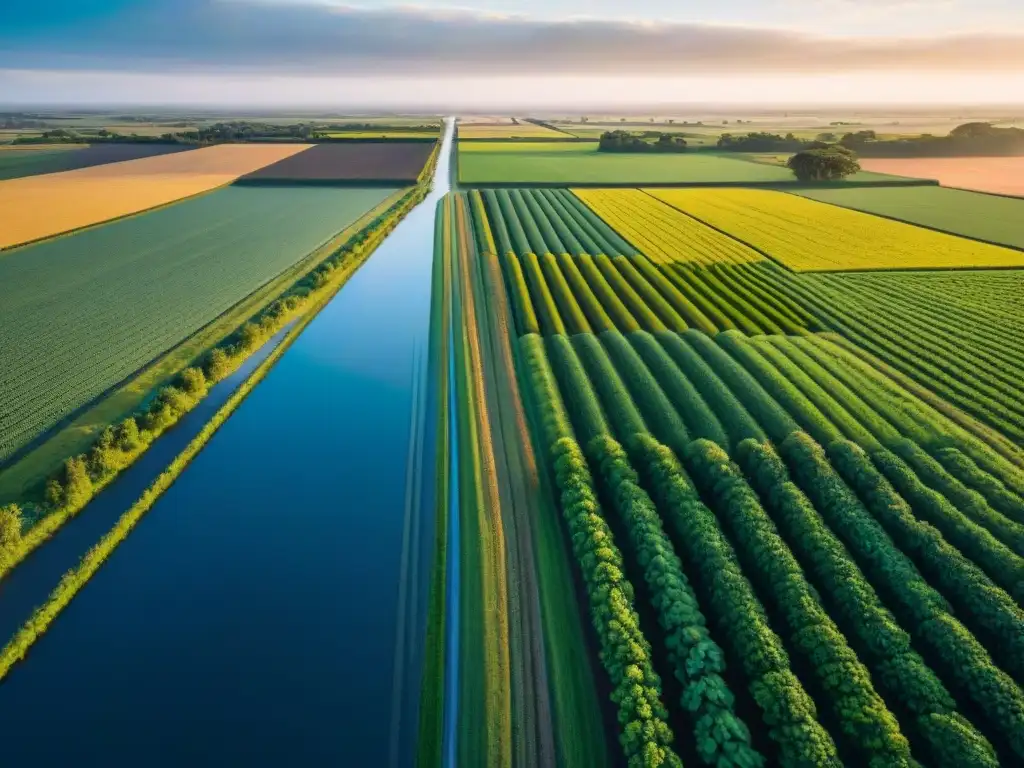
left=0, top=144, right=312, bottom=249
left=572, top=188, right=762, bottom=266
left=646, top=187, right=1024, bottom=271
left=458, top=123, right=567, bottom=139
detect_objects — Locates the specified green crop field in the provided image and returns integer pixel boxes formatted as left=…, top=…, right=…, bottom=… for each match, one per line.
left=458, top=141, right=913, bottom=185
left=0, top=185, right=395, bottom=461
left=793, top=185, right=1024, bottom=251
left=447, top=185, right=1024, bottom=768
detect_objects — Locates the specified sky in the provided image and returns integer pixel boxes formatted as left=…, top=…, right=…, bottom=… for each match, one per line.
left=1, top=0, right=1023, bottom=108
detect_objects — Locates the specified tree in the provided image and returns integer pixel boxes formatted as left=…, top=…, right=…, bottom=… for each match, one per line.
left=787, top=148, right=861, bottom=182
left=0, top=505, right=22, bottom=565
left=816, top=132, right=837, bottom=142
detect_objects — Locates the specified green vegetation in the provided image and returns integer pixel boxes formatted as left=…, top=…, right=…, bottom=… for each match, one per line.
left=0, top=186, right=396, bottom=465
left=458, top=142, right=798, bottom=185
left=446, top=166, right=1024, bottom=768
left=792, top=186, right=1024, bottom=251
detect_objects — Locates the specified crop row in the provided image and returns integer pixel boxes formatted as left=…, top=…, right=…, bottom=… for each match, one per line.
left=644, top=187, right=1024, bottom=272
left=515, top=327, right=1024, bottom=765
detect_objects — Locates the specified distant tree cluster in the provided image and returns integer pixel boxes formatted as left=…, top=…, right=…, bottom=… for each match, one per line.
left=12, top=120, right=439, bottom=146
left=717, top=132, right=808, bottom=152
left=839, top=123, right=1024, bottom=157
left=787, top=146, right=861, bottom=182
left=598, top=130, right=687, bottom=153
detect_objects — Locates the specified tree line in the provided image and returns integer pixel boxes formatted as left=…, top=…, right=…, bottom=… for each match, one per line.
left=598, top=130, right=688, bottom=153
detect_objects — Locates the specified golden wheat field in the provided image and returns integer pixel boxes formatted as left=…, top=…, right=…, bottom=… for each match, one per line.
left=647, top=187, right=1024, bottom=271
left=572, top=188, right=763, bottom=266
left=0, top=144, right=312, bottom=249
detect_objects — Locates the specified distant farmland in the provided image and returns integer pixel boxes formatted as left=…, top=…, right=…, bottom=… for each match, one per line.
left=236, top=142, right=436, bottom=184
left=646, top=187, right=1024, bottom=271
left=859, top=156, right=1024, bottom=198
left=0, top=186, right=395, bottom=461
left=0, top=143, right=195, bottom=182
left=0, top=144, right=315, bottom=249
left=795, top=185, right=1024, bottom=251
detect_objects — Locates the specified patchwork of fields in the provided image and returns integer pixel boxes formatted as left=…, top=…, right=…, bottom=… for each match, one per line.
left=236, top=141, right=436, bottom=184
left=0, top=143, right=313, bottom=249
left=0, top=142, right=195, bottom=182
left=795, top=185, right=1024, bottom=251
left=448, top=181, right=1024, bottom=768
left=859, top=156, right=1024, bottom=198
left=0, top=186, right=396, bottom=461
left=457, top=122, right=568, bottom=139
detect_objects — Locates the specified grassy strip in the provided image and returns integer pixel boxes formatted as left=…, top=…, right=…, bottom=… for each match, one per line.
left=416, top=200, right=451, bottom=768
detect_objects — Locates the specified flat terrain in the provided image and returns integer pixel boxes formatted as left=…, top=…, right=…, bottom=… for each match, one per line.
left=459, top=142, right=798, bottom=184
left=859, top=156, right=1024, bottom=197
left=237, top=141, right=434, bottom=183
left=458, top=123, right=567, bottom=140
left=647, top=187, right=1024, bottom=271
left=0, top=143, right=195, bottom=181
left=0, top=186, right=395, bottom=461
left=0, top=144, right=315, bottom=249
left=794, top=185, right=1024, bottom=251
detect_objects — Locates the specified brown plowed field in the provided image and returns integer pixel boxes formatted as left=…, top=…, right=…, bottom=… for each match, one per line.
left=237, top=142, right=434, bottom=183
left=859, top=156, right=1024, bottom=197
left=0, top=143, right=312, bottom=249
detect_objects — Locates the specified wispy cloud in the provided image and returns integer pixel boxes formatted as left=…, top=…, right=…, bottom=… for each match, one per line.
left=3, top=1, right=1023, bottom=75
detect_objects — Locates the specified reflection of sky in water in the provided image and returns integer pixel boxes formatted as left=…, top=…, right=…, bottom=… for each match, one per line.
left=0, top=123, right=453, bottom=767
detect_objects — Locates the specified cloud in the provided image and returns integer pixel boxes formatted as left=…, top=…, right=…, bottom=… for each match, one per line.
left=2, top=1, right=1023, bottom=75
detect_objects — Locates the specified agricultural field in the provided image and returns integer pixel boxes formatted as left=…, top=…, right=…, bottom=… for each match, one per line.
left=794, top=185, right=1024, bottom=251
left=457, top=141, right=910, bottom=186
left=0, top=143, right=315, bottom=249
left=442, top=182, right=1024, bottom=768
left=0, top=185, right=396, bottom=462
left=236, top=141, right=436, bottom=184
left=647, top=187, right=1024, bottom=271
left=457, top=121, right=568, bottom=139
left=858, top=156, right=1024, bottom=198
left=0, top=142, right=195, bottom=182
left=322, top=131, right=439, bottom=139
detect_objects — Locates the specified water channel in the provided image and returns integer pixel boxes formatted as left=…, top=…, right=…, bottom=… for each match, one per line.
left=0, top=119, right=455, bottom=766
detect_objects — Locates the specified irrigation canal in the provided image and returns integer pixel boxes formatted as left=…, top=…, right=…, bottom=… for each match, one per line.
left=0, top=119, right=455, bottom=765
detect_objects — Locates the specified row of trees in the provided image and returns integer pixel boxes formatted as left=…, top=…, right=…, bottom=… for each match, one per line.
left=39, top=186, right=423, bottom=517
left=598, top=130, right=688, bottom=153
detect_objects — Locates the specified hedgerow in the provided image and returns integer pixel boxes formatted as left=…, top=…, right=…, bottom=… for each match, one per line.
left=685, top=439, right=914, bottom=768
left=628, top=332, right=729, bottom=448
left=521, top=253, right=566, bottom=336
left=501, top=252, right=540, bottom=336
left=782, top=433, right=1024, bottom=759
left=891, top=441, right=1024, bottom=556
left=717, top=331, right=842, bottom=448
left=528, top=189, right=584, bottom=255
left=737, top=438, right=999, bottom=768
left=610, top=257, right=688, bottom=332
left=509, top=188, right=551, bottom=256
left=831, top=440, right=1024, bottom=681
left=555, top=253, right=615, bottom=333
left=518, top=336, right=682, bottom=767
left=684, top=330, right=798, bottom=442
left=540, top=252, right=592, bottom=334
left=631, top=255, right=717, bottom=335
left=934, top=447, right=1024, bottom=526
left=599, top=331, right=690, bottom=454
left=655, top=332, right=765, bottom=447
left=482, top=189, right=514, bottom=256
left=631, top=435, right=841, bottom=768
left=518, top=187, right=567, bottom=255
left=545, top=334, right=610, bottom=444
left=594, top=255, right=666, bottom=332
left=571, top=334, right=648, bottom=441
left=870, top=445, right=1024, bottom=604
left=587, top=435, right=764, bottom=768
left=576, top=254, right=641, bottom=333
